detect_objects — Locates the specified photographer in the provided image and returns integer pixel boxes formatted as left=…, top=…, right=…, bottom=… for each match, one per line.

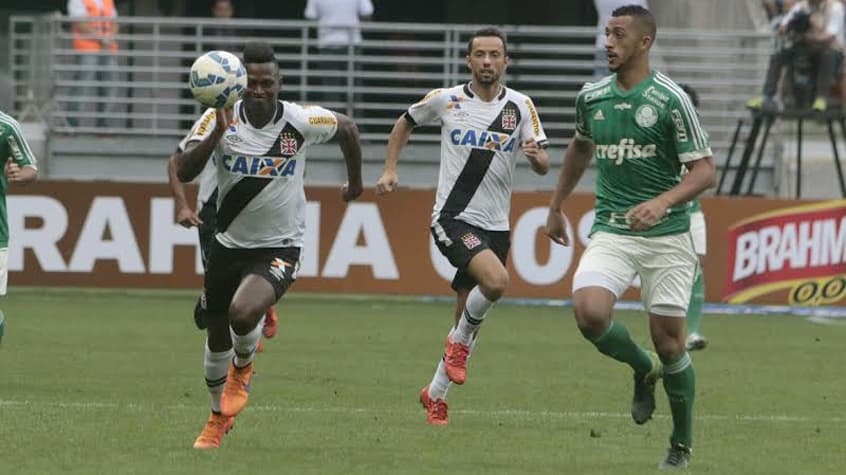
left=748, top=0, right=844, bottom=112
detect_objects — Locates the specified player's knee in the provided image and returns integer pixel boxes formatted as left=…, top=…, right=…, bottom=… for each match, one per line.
left=652, top=333, right=685, bottom=360
left=228, top=301, right=261, bottom=335
left=573, top=300, right=611, bottom=339
left=479, top=270, right=509, bottom=301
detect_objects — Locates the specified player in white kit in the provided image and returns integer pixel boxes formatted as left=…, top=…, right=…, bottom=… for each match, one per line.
left=377, top=27, right=550, bottom=425
left=175, top=42, right=363, bottom=449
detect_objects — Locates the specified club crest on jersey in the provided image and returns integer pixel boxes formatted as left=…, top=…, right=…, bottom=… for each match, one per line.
left=447, top=95, right=464, bottom=110
left=501, top=108, right=517, bottom=130
left=635, top=104, right=658, bottom=128
left=280, top=132, right=299, bottom=156
left=450, top=128, right=516, bottom=152
left=461, top=232, right=482, bottom=250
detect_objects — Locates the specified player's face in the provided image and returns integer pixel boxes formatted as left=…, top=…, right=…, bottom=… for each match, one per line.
left=604, top=16, right=650, bottom=72
left=467, top=36, right=508, bottom=86
left=244, top=62, right=280, bottom=109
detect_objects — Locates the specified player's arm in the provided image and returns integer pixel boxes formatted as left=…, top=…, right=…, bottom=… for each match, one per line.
left=4, top=160, right=37, bottom=184
left=545, top=136, right=594, bottom=246
left=175, top=108, right=229, bottom=183
left=331, top=111, right=363, bottom=202
left=376, top=113, right=415, bottom=195
left=626, top=156, right=715, bottom=232
left=522, top=138, right=549, bottom=175
left=167, top=148, right=202, bottom=228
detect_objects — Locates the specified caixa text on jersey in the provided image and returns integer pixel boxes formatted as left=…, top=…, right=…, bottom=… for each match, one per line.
left=221, top=154, right=297, bottom=177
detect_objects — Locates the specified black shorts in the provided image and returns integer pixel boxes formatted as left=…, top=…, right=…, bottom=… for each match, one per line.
left=204, top=238, right=300, bottom=315
left=197, top=200, right=217, bottom=271
left=431, top=218, right=510, bottom=291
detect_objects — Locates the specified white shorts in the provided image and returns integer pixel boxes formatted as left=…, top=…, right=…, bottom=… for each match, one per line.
left=690, top=210, right=706, bottom=256
left=573, top=231, right=698, bottom=317
left=0, top=248, right=7, bottom=296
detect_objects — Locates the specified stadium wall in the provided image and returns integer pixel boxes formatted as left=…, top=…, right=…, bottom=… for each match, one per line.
left=8, top=181, right=846, bottom=306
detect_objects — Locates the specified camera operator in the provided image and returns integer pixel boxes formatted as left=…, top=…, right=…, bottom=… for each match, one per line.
left=748, top=0, right=844, bottom=112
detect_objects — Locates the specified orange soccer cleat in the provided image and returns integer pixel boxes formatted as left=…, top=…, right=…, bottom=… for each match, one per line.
left=192, top=412, right=234, bottom=449
left=220, top=361, right=254, bottom=417
left=443, top=337, right=471, bottom=385
left=419, top=385, right=448, bottom=425
left=262, top=306, right=279, bottom=339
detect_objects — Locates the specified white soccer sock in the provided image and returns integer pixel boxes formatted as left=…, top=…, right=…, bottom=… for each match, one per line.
left=230, top=315, right=265, bottom=368
left=204, top=341, right=233, bottom=413
left=452, top=287, right=495, bottom=346
left=428, top=358, right=452, bottom=401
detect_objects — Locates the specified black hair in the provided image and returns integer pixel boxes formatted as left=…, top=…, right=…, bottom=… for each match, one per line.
left=466, top=27, right=508, bottom=56
left=242, top=41, right=276, bottom=66
left=611, top=4, right=657, bottom=43
left=679, top=83, right=700, bottom=108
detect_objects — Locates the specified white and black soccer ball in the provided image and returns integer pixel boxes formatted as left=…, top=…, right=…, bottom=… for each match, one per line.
left=188, top=51, right=247, bottom=109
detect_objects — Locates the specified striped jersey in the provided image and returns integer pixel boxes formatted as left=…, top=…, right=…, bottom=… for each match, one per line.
left=0, top=111, right=38, bottom=248
left=406, top=83, right=548, bottom=231
left=178, top=108, right=218, bottom=207
left=182, top=100, right=338, bottom=248
left=575, top=70, right=711, bottom=237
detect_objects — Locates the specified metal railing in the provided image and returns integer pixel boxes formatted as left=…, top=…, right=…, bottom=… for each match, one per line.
left=10, top=14, right=771, bottom=151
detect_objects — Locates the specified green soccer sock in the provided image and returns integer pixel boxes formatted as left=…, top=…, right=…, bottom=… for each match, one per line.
left=686, top=269, right=705, bottom=335
left=589, top=320, right=653, bottom=376
left=662, top=352, right=695, bottom=447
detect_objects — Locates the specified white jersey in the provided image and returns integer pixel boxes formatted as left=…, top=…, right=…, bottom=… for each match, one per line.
left=178, top=108, right=218, bottom=207
left=406, top=83, right=548, bottom=231
left=182, top=100, right=338, bottom=248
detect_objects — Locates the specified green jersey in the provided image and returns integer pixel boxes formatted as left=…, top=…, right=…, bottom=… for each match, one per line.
left=575, top=70, right=711, bottom=237
left=0, top=111, right=38, bottom=248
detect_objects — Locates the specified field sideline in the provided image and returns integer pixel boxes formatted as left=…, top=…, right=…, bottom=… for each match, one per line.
left=1, top=287, right=844, bottom=474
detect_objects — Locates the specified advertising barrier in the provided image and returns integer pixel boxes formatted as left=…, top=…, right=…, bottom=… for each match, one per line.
left=8, top=182, right=845, bottom=305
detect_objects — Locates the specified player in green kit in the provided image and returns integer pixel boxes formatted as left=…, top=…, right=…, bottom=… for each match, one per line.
left=545, top=5, right=715, bottom=470
left=0, top=110, right=39, bottom=345
left=677, top=84, right=708, bottom=352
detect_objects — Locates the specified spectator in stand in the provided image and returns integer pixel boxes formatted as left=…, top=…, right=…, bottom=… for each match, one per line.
left=747, top=0, right=844, bottom=112
left=205, top=0, right=238, bottom=53
left=304, top=0, right=374, bottom=105
left=66, top=0, right=119, bottom=128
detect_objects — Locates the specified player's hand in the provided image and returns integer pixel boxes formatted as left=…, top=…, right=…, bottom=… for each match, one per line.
left=376, top=170, right=399, bottom=195
left=176, top=206, right=203, bottom=228
left=342, top=180, right=363, bottom=202
left=4, top=161, right=22, bottom=182
left=521, top=138, right=540, bottom=159
left=213, top=107, right=233, bottom=136
left=625, top=197, right=670, bottom=231
left=545, top=208, right=571, bottom=246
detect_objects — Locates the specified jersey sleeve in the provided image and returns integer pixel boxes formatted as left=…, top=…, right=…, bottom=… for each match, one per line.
left=519, top=96, right=548, bottom=147
left=669, top=92, right=712, bottom=163
left=5, top=119, right=37, bottom=169
left=574, top=85, right=592, bottom=140
left=405, top=88, right=447, bottom=127
left=297, top=104, right=340, bottom=146
left=178, top=108, right=217, bottom=152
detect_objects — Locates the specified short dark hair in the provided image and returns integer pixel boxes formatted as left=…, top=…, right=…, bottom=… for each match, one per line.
left=679, top=84, right=700, bottom=108
left=242, top=42, right=276, bottom=66
left=611, top=4, right=657, bottom=43
left=467, top=27, right=508, bottom=56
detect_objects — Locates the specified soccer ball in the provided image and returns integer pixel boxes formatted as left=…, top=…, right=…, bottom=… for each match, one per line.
left=188, top=51, right=247, bottom=109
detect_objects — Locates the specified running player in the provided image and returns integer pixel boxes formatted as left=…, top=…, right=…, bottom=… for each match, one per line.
left=0, top=110, right=39, bottom=344
left=544, top=6, right=715, bottom=469
left=167, top=109, right=279, bottom=350
left=376, top=27, right=550, bottom=425
left=175, top=42, right=363, bottom=449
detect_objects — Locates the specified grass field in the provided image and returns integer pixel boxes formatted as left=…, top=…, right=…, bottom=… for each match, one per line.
left=1, top=288, right=844, bottom=475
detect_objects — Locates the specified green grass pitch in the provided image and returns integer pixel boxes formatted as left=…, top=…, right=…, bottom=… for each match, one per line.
left=1, top=288, right=844, bottom=474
